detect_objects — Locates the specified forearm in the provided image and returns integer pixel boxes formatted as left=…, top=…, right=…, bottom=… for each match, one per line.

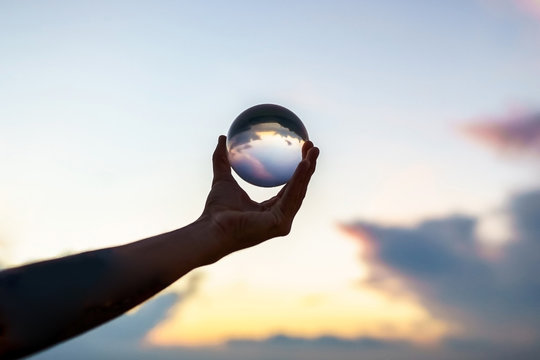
left=0, top=217, right=225, bottom=359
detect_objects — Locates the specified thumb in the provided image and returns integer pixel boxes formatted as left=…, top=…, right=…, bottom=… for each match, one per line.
left=212, top=135, right=233, bottom=185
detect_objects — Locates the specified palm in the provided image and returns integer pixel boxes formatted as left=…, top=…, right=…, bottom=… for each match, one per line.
left=202, top=136, right=318, bottom=252
left=204, top=173, right=282, bottom=250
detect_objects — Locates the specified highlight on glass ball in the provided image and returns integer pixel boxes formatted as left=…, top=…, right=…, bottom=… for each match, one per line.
left=226, top=104, right=309, bottom=187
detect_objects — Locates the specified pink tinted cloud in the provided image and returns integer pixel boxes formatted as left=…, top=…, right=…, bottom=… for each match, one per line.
left=461, top=109, right=540, bottom=156
left=514, top=0, right=540, bottom=19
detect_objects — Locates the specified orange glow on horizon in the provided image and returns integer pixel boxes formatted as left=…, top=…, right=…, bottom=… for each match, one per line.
left=146, top=283, right=450, bottom=347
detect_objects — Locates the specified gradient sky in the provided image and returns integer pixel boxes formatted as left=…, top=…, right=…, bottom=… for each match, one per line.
left=1, top=1, right=540, bottom=359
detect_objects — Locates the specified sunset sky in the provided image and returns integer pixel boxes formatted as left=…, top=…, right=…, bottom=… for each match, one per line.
left=1, top=1, right=540, bottom=359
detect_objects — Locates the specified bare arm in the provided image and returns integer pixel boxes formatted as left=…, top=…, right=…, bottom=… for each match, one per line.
left=0, top=136, right=319, bottom=359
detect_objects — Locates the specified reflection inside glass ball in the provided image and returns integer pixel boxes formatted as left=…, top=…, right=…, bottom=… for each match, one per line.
left=227, top=104, right=309, bottom=187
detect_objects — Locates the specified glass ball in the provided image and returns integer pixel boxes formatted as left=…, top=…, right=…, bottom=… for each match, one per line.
left=227, top=104, right=309, bottom=187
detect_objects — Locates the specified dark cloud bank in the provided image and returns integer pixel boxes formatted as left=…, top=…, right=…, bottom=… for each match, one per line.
left=343, top=188, right=540, bottom=359
left=29, top=190, right=540, bottom=360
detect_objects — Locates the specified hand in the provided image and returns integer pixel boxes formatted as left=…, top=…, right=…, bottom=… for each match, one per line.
left=202, top=135, right=319, bottom=254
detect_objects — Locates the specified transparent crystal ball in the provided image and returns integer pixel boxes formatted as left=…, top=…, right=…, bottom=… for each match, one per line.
left=227, top=104, right=309, bottom=187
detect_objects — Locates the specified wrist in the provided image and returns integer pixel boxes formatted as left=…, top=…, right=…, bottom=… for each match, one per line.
left=188, top=215, right=232, bottom=266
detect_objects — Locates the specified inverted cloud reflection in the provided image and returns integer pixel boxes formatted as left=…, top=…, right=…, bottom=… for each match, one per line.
left=227, top=123, right=305, bottom=187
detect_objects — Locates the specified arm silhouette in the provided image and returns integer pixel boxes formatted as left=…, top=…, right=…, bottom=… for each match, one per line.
left=0, top=136, right=319, bottom=359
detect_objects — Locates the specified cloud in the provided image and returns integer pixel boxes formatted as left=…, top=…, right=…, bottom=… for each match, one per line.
left=461, top=109, right=540, bottom=156
left=228, top=122, right=304, bottom=150
left=514, top=0, right=540, bottom=20
left=28, top=258, right=540, bottom=360
left=31, top=273, right=204, bottom=359
left=228, top=149, right=275, bottom=184
left=32, top=329, right=540, bottom=360
left=342, top=188, right=540, bottom=347
left=227, top=130, right=262, bottom=150
left=228, top=104, right=309, bottom=150
left=223, top=334, right=540, bottom=360
left=30, top=293, right=179, bottom=359
left=226, top=334, right=408, bottom=350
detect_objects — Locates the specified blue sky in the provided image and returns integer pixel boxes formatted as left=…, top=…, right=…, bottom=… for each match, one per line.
left=1, top=1, right=540, bottom=359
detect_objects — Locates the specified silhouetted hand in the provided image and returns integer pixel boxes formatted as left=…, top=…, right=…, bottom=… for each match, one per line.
left=202, top=135, right=319, bottom=254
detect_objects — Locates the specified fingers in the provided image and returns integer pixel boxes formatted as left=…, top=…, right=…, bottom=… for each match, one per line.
left=270, top=141, right=312, bottom=204
left=277, top=145, right=319, bottom=218
left=302, top=140, right=314, bottom=160
left=212, top=135, right=233, bottom=185
left=261, top=142, right=313, bottom=209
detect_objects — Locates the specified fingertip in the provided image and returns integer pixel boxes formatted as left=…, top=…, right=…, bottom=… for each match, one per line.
left=302, top=140, right=314, bottom=159
left=218, top=135, right=227, bottom=147
left=303, top=147, right=319, bottom=166
left=215, top=135, right=228, bottom=154
left=310, top=146, right=320, bottom=160
left=212, top=135, right=232, bottom=181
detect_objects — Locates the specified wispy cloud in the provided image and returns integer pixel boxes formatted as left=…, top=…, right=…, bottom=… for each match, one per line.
left=31, top=273, right=204, bottom=359
left=461, top=109, right=540, bottom=156
left=514, top=0, right=540, bottom=20
left=342, top=188, right=540, bottom=348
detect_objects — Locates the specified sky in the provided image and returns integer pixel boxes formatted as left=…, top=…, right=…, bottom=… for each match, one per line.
left=1, top=0, right=540, bottom=359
